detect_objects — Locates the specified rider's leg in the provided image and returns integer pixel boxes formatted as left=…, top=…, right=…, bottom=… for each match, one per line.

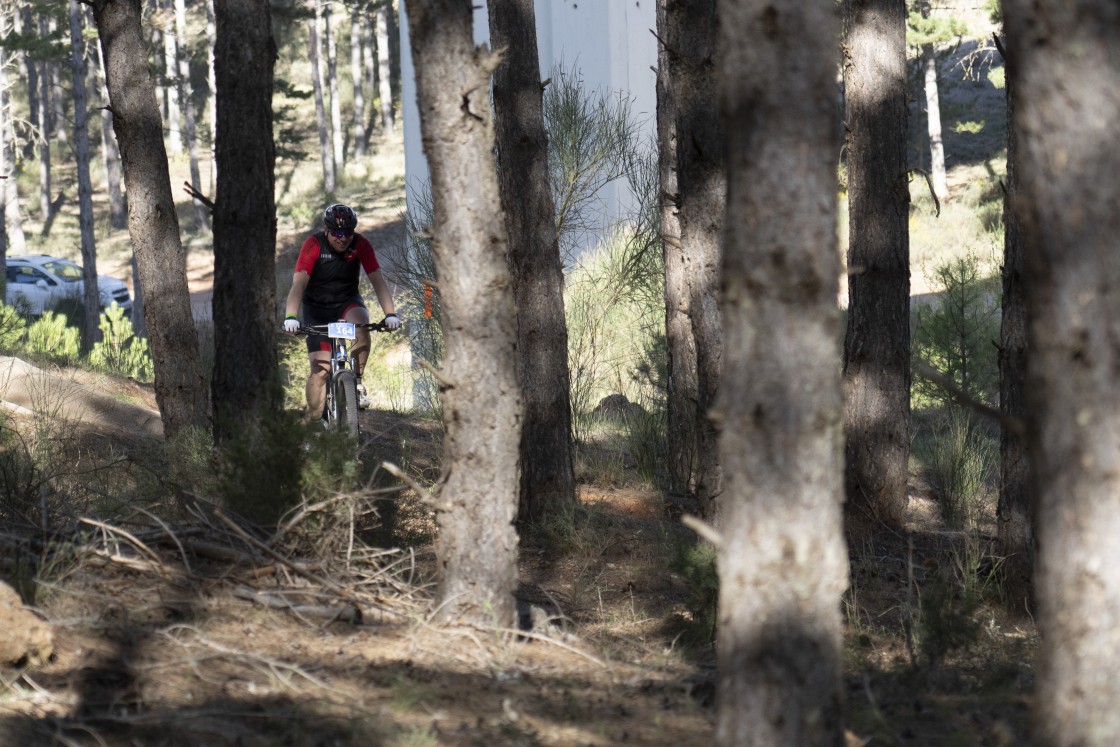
left=305, top=351, right=331, bottom=419
left=343, top=305, right=372, bottom=377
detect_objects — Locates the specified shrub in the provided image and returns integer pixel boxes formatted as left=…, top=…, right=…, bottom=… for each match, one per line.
left=26, top=311, right=80, bottom=365
left=90, top=305, right=154, bottom=382
left=912, top=252, right=1000, bottom=409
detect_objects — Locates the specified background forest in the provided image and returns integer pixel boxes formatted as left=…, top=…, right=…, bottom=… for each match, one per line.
left=0, top=0, right=1068, bottom=745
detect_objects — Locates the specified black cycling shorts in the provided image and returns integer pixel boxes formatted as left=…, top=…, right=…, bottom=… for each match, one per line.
left=302, top=296, right=367, bottom=354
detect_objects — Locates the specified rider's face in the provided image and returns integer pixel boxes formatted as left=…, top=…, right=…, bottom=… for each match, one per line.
left=327, top=230, right=354, bottom=252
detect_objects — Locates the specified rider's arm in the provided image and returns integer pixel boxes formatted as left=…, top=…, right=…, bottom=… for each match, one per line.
left=285, top=271, right=311, bottom=318
left=367, top=270, right=396, bottom=317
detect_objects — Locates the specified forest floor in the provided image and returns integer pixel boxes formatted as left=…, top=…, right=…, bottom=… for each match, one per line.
left=0, top=389, right=1038, bottom=747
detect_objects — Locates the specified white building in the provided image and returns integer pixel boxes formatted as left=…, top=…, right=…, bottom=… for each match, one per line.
left=399, top=0, right=658, bottom=242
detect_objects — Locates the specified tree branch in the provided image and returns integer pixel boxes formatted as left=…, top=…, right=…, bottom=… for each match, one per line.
left=914, top=361, right=1025, bottom=437
left=908, top=169, right=941, bottom=217
left=183, top=181, right=215, bottom=212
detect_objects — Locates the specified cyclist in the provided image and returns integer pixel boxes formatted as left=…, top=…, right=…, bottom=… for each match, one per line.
left=283, top=204, right=400, bottom=420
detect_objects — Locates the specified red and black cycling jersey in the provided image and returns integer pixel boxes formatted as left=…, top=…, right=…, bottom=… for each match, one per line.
left=294, top=231, right=381, bottom=309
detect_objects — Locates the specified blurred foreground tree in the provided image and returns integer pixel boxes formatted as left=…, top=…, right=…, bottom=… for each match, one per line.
left=1004, top=2, right=1120, bottom=744
left=715, top=1, right=847, bottom=744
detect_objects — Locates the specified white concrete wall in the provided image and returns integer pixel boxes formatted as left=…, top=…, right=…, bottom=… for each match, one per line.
left=399, top=0, right=657, bottom=243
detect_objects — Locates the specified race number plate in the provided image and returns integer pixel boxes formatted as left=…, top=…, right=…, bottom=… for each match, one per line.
left=327, top=322, right=356, bottom=340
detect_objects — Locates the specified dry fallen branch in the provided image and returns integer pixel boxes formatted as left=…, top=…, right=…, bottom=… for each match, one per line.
left=231, top=586, right=365, bottom=624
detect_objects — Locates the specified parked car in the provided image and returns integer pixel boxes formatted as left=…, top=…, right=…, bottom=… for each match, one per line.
left=4, top=254, right=133, bottom=318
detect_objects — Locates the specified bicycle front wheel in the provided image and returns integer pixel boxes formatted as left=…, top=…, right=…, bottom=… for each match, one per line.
left=333, top=370, right=360, bottom=439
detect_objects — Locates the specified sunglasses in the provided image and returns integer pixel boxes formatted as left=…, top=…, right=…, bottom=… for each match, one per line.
left=329, top=229, right=354, bottom=240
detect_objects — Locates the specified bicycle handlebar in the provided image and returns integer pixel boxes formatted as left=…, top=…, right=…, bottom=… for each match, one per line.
left=293, top=321, right=395, bottom=335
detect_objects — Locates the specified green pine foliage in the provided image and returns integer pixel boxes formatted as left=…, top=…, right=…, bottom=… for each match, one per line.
left=911, top=253, right=1000, bottom=409
left=90, top=305, right=154, bottom=381
left=26, top=311, right=81, bottom=365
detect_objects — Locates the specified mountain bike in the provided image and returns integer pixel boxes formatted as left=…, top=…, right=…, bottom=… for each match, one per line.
left=297, top=320, right=390, bottom=439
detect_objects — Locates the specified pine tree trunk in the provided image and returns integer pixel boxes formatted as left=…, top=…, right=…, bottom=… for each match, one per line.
left=350, top=6, right=366, bottom=158
left=211, top=0, right=278, bottom=442
left=161, top=0, right=183, bottom=156
left=37, top=15, right=53, bottom=221
left=994, top=32, right=1031, bottom=615
left=377, top=2, right=393, bottom=130
left=310, top=0, right=335, bottom=193
left=92, top=0, right=211, bottom=438
left=175, top=0, right=207, bottom=230
left=842, top=0, right=911, bottom=530
left=666, top=0, right=723, bottom=521
left=0, top=44, right=9, bottom=265
left=716, top=5, right=848, bottom=743
left=0, top=51, right=24, bottom=255
left=1004, top=3, right=1120, bottom=743
left=488, top=0, right=577, bottom=526
left=207, top=0, right=217, bottom=192
left=656, top=0, right=699, bottom=498
left=69, top=0, right=100, bottom=352
left=98, top=89, right=128, bottom=230
left=922, top=46, right=948, bottom=200
left=50, top=36, right=68, bottom=147
left=362, top=10, right=377, bottom=139
left=21, top=8, right=40, bottom=171
left=324, top=1, right=344, bottom=169
left=406, top=0, right=520, bottom=627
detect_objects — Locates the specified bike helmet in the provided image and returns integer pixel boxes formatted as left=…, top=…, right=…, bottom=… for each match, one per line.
left=324, top=204, right=358, bottom=235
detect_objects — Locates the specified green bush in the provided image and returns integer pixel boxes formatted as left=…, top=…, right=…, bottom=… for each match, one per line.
left=26, top=311, right=81, bottom=365
left=90, top=305, right=154, bottom=382
left=912, top=252, right=1000, bottom=409
left=0, top=303, right=28, bottom=351
left=916, top=408, right=996, bottom=530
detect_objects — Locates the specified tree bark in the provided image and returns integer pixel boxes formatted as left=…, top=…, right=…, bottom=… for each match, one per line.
left=405, top=0, right=520, bottom=627
left=376, top=2, right=393, bottom=130
left=174, top=0, right=208, bottom=231
left=69, top=0, right=101, bottom=352
left=325, top=1, right=344, bottom=168
left=488, top=0, right=577, bottom=526
left=666, top=0, right=723, bottom=521
left=919, top=2, right=947, bottom=201
left=715, top=3, right=847, bottom=745
left=206, top=0, right=217, bottom=192
left=92, top=0, right=211, bottom=438
left=161, top=0, right=182, bottom=156
left=0, top=32, right=9, bottom=268
left=656, top=0, right=699, bottom=498
left=994, top=32, right=1031, bottom=615
left=350, top=4, right=366, bottom=158
left=310, top=0, right=335, bottom=193
left=37, top=15, right=54, bottom=222
left=95, top=42, right=128, bottom=232
left=1004, top=3, right=1120, bottom=744
left=842, top=0, right=911, bottom=531
left=0, top=27, right=23, bottom=257
left=210, top=0, right=279, bottom=442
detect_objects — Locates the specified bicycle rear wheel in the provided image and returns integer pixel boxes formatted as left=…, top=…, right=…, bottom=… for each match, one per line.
left=333, top=370, right=360, bottom=439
